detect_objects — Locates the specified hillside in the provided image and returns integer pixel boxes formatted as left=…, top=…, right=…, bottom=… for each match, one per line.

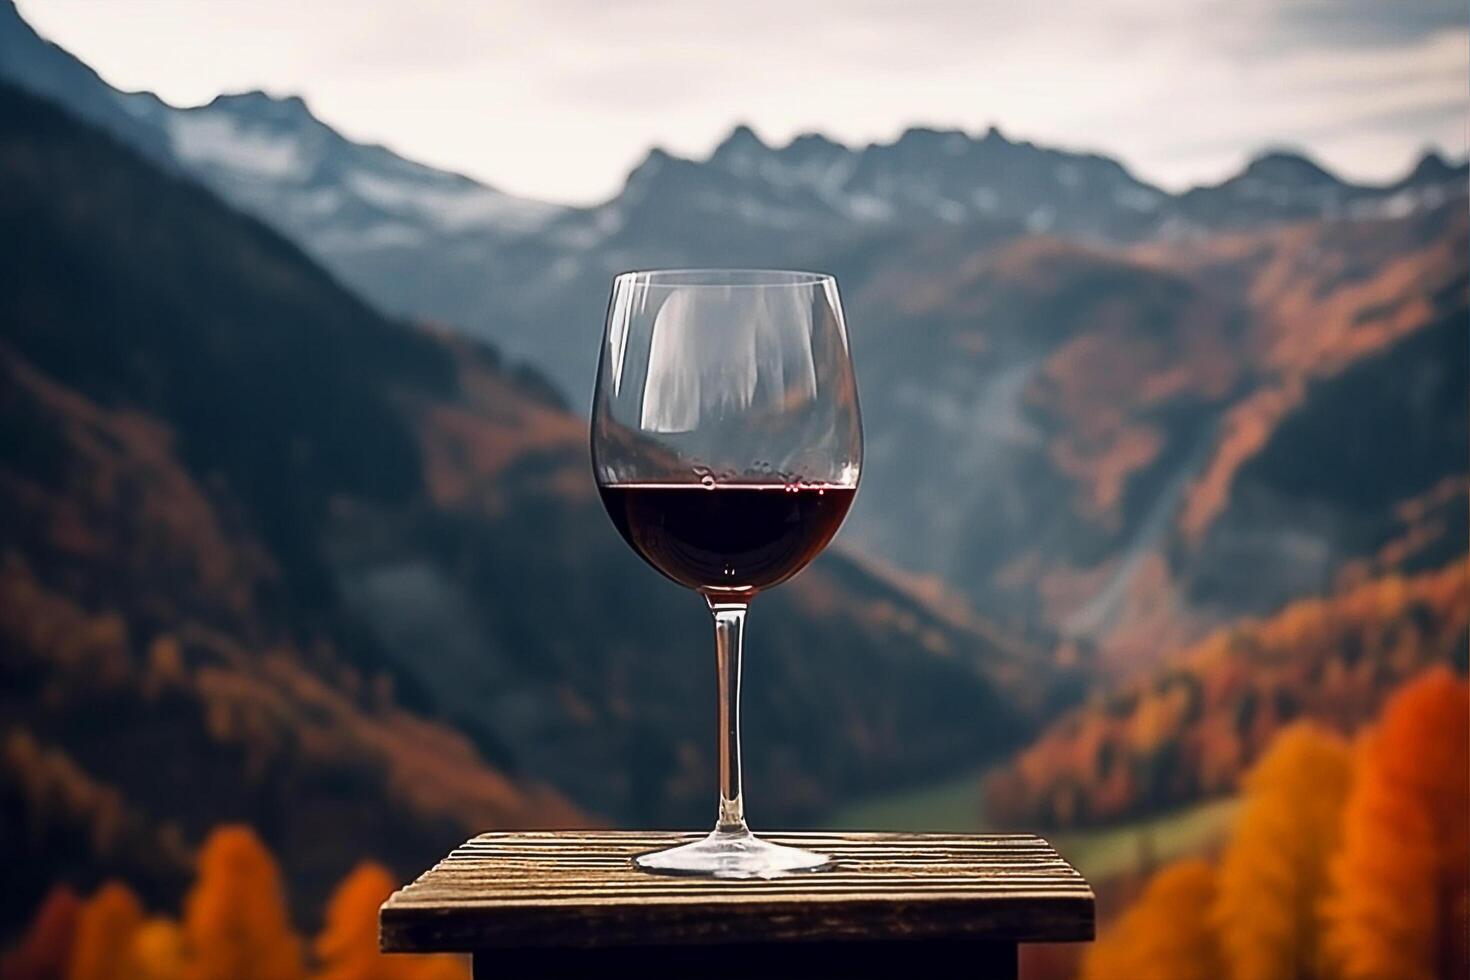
left=0, top=81, right=1052, bottom=926
left=837, top=199, right=1467, bottom=660
left=984, top=561, right=1469, bottom=828
left=4, top=1, right=1465, bottom=679
left=3, top=0, right=1463, bottom=401
left=0, top=81, right=582, bottom=926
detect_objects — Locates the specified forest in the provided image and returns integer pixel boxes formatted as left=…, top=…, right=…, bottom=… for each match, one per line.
left=2, top=827, right=466, bottom=980
left=987, top=561, right=1469, bottom=828
left=2, top=5, right=1466, bottom=978
left=1080, top=667, right=1468, bottom=980
left=5, top=664, right=1464, bottom=979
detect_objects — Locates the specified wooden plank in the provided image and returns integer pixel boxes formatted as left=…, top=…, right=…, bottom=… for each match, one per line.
left=381, top=832, right=1094, bottom=953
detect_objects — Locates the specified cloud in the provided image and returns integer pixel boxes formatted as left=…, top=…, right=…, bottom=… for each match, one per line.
left=1273, top=0, right=1465, bottom=47
left=14, top=0, right=1467, bottom=203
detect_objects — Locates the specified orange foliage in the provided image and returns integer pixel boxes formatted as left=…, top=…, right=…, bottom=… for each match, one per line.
left=1082, top=859, right=1223, bottom=980
left=3, top=831, right=469, bottom=980
left=314, top=862, right=467, bottom=980
left=2, top=354, right=270, bottom=617
left=396, top=960, right=471, bottom=980
left=0, top=729, right=188, bottom=877
left=1086, top=668, right=1468, bottom=980
left=0, top=550, right=579, bottom=897
left=1324, top=668, right=1469, bottom=980
left=1180, top=381, right=1303, bottom=540
left=1039, top=292, right=1234, bottom=526
left=126, top=921, right=185, bottom=980
left=1143, top=206, right=1468, bottom=541
left=1, top=886, right=81, bottom=980
left=182, top=827, right=304, bottom=980
left=1237, top=212, right=1462, bottom=376
left=1213, top=723, right=1352, bottom=980
left=416, top=343, right=584, bottom=514
left=6, top=665, right=1467, bottom=980
left=987, top=562, right=1468, bottom=827
left=66, top=883, right=144, bottom=980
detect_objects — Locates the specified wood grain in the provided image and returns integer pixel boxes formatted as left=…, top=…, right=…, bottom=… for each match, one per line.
left=380, top=831, right=1094, bottom=953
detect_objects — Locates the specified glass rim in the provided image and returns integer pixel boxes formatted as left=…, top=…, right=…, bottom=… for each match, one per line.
left=611, top=268, right=835, bottom=289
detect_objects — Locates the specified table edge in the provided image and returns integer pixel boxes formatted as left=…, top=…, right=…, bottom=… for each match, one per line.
left=380, top=832, right=1096, bottom=952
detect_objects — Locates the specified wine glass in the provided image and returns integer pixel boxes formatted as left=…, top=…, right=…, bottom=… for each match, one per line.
left=592, top=269, right=862, bottom=878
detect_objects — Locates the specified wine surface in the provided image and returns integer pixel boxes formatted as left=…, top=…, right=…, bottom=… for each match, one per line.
left=598, top=484, right=856, bottom=595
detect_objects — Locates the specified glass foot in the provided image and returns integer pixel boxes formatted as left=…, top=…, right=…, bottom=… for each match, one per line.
left=633, top=828, right=833, bottom=879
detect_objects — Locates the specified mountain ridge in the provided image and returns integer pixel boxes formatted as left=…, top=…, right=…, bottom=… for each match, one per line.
left=984, top=559, right=1469, bottom=829
left=0, top=79, right=1059, bottom=929
left=4, top=0, right=1463, bottom=398
left=6, top=1, right=1463, bottom=671
left=2, top=0, right=1460, bottom=248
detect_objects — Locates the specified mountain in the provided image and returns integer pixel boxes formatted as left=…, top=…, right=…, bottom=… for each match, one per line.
left=476, top=135, right=1461, bottom=404
left=0, top=79, right=580, bottom=925
left=0, top=80, right=1056, bottom=926
left=0, top=0, right=563, bottom=318
left=578, top=121, right=1168, bottom=245
left=1167, top=150, right=1349, bottom=231
left=1166, top=148, right=1469, bottom=232
left=0, top=0, right=172, bottom=167
left=984, top=560, right=1469, bottom=829
left=6, top=0, right=1462, bottom=674
left=153, top=89, right=563, bottom=248
left=4, top=0, right=1465, bottom=397
left=842, top=198, right=1468, bottom=659
left=4, top=0, right=1465, bottom=835
left=1396, top=148, right=1462, bottom=189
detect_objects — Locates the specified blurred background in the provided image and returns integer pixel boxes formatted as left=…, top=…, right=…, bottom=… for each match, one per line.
left=0, top=1, right=1465, bottom=977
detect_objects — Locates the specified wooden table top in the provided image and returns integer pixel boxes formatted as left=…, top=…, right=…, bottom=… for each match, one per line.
left=380, top=830, right=1095, bottom=952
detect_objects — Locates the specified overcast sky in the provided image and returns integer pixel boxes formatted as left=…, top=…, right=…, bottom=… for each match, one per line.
left=17, top=0, right=1468, bottom=205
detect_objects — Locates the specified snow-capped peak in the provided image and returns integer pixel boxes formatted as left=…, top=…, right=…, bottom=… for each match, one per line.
left=157, top=87, right=564, bottom=240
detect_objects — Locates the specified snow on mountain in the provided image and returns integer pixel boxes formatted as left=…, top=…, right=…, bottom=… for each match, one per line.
left=4, top=0, right=1465, bottom=693
left=590, top=122, right=1169, bottom=241
left=2, top=0, right=1464, bottom=382
left=0, top=1, right=562, bottom=275
left=155, top=89, right=566, bottom=263
left=168, top=103, right=313, bottom=180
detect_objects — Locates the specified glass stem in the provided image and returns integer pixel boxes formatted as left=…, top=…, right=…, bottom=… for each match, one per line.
left=709, top=599, right=749, bottom=835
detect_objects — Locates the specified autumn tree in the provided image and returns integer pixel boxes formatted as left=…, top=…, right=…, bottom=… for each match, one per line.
left=1, top=886, right=81, bottom=980
left=399, top=957, right=470, bottom=980
left=1082, top=859, right=1224, bottom=980
left=314, top=862, right=468, bottom=980
left=1213, top=722, right=1352, bottom=980
left=66, top=883, right=144, bottom=980
left=181, top=826, right=304, bottom=980
left=986, top=563, right=1469, bottom=828
left=1324, top=667, right=1469, bottom=980
left=127, top=919, right=185, bottom=980
left=3, top=832, right=476, bottom=980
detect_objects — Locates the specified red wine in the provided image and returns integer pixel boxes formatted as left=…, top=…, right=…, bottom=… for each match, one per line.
left=599, top=484, right=856, bottom=595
